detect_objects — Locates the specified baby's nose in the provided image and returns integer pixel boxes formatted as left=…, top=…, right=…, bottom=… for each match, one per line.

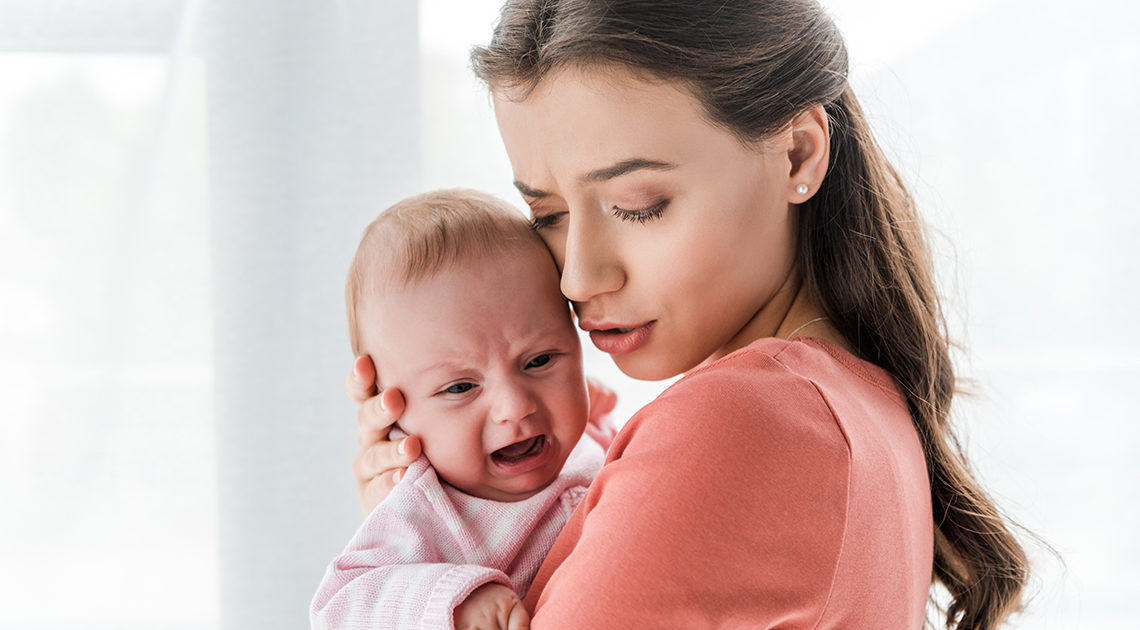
left=489, top=381, right=537, bottom=424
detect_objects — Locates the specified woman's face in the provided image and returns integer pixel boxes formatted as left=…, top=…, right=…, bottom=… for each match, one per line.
left=493, top=67, right=800, bottom=380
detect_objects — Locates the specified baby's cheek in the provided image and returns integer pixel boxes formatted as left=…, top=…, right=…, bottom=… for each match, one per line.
left=394, top=409, right=427, bottom=442
left=411, top=424, right=461, bottom=464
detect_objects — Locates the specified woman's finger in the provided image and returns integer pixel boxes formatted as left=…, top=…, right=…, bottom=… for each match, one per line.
left=358, top=468, right=403, bottom=517
left=353, top=434, right=421, bottom=513
left=345, top=355, right=379, bottom=403
left=357, top=387, right=407, bottom=447
left=354, top=433, right=421, bottom=481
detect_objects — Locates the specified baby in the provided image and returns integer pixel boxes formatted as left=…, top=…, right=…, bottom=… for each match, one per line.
left=310, top=189, right=613, bottom=629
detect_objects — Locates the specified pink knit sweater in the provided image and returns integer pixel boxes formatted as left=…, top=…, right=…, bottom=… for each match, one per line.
left=310, top=429, right=607, bottom=629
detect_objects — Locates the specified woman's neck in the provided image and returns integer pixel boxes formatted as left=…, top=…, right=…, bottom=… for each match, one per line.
left=776, top=285, right=855, bottom=354
left=703, top=269, right=855, bottom=368
left=700, top=265, right=798, bottom=365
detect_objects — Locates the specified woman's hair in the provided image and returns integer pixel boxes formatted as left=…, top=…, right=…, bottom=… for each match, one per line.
left=345, top=188, right=539, bottom=357
left=472, top=1, right=1030, bottom=627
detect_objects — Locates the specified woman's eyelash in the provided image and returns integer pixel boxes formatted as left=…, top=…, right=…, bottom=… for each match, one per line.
left=529, top=201, right=667, bottom=229
left=528, top=214, right=561, bottom=231
left=613, top=201, right=667, bottom=224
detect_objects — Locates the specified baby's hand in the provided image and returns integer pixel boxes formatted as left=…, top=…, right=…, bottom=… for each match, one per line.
left=585, top=376, right=619, bottom=450
left=454, top=583, right=530, bottom=630
left=586, top=376, right=617, bottom=424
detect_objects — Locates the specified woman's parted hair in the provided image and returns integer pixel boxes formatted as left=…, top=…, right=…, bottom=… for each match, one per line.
left=345, top=188, right=539, bottom=357
left=472, top=1, right=1030, bottom=627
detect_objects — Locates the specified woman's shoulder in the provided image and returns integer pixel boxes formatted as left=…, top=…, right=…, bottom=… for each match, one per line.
left=612, top=336, right=906, bottom=461
left=613, top=340, right=832, bottom=458
left=679, top=336, right=901, bottom=398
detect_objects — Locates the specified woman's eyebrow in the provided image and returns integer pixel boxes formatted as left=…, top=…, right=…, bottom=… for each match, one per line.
left=514, top=180, right=549, bottom=199
left=580, top=158, right=675, bottom=183
left=513, top=158, right=677, bottom=199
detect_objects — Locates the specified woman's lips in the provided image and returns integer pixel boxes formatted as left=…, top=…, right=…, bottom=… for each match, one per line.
left=585, top=321, right=656, bottom=355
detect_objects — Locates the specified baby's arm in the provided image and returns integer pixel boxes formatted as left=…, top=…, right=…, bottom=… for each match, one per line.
left=310, top=465, right=513, bottom=629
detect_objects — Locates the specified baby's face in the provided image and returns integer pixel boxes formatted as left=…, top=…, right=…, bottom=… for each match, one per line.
left=364, top=245, right=589, bottom=502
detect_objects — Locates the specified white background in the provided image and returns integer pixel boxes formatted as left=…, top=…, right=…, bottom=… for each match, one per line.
left=0, top=0, right=1136, bottom=627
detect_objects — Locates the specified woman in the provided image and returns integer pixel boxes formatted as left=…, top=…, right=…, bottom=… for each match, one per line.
left=347, top=0, right=1030, bottom=627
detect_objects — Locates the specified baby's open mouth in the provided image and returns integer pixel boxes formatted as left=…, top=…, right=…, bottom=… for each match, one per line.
left=491, top=435, right=547, bottom=464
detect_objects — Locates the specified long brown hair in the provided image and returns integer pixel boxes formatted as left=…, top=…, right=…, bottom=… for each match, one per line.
left=472, top=1, right=1030, bottom=627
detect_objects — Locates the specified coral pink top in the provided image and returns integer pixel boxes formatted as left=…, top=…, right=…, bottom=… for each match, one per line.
left=525, top=337, right=934, bottom=629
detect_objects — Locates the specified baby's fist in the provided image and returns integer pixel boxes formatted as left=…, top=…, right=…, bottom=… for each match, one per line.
left=454, top=583, right=530, bottom=630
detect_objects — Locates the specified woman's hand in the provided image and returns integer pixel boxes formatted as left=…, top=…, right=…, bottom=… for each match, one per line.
left=347, top=355, right=421, bottom=515
left=454, top=583, right=531, bottom=630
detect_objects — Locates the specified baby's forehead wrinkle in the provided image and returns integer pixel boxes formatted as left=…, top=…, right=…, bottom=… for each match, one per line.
left=415, top=347, right=491, bottom=378
left=414, top=324, right=571, bottom=378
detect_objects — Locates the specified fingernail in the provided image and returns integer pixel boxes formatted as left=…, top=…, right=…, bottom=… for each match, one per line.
left=397, top=438, right=406, bottom=456
left=379, top=394, right=387, bottom=412
left=393, top=468, right=403, bottom=484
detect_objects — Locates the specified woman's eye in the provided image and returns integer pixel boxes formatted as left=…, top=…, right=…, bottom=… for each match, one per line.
left=612, top=201, right=667, bottom=224
left=525, top=354, right=553, bottom=369
left=528, top=213, right=564, bottom=231
left=444, top=382, right=476, bottom=395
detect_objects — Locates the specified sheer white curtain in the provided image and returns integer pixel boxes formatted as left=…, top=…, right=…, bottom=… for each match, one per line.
left=202, top=0, right=419, bottom=628
left=2, top=0, right=1137, bottom=628
left=1, top=0, right=417, bottom=627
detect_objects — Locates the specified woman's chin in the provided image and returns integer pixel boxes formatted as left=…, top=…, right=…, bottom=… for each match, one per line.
left=611, top=351, right=686, bottom=382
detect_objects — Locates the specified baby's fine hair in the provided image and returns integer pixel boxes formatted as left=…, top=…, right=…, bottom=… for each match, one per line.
left=345, top=188, right=540, bottom=356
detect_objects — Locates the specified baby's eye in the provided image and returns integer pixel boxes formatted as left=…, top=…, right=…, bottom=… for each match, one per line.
left=445, top=382, right=476, bottom=395
left=525, top=354, right=553, bottom=369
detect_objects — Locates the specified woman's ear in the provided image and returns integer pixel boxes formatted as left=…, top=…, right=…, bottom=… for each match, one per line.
left=786, top=105, right=830, bottom=202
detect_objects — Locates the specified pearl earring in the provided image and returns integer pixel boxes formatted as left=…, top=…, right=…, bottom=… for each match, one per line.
left=796, top=184, right=809, bottom=195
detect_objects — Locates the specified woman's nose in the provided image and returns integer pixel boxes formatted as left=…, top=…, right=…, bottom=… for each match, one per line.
left=489, top=380, right=537, bottom=425
left=558, top=212, right=625, bottom=303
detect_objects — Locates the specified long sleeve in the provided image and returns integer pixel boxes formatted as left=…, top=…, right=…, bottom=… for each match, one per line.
left=312, top=560, right=509, bottom=630
left=524, top=339, right=933, bottom=629
left=312, top=436, right=604, bottom=629
left=309, top=459, right=513, bottom=629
